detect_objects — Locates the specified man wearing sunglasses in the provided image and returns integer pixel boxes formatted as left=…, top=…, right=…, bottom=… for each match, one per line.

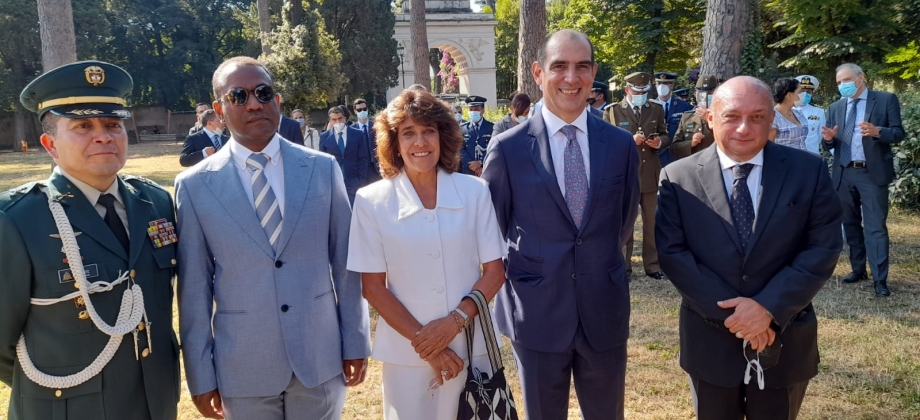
left=175, top=56, right=371, bottom=420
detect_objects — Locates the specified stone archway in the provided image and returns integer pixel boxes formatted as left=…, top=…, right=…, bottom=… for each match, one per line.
left=389, top=5, right=497, bottom=105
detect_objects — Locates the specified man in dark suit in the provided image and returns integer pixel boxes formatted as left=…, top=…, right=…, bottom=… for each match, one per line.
left=2, top=60, right=180, bottom=420
left=482, top=29, right=639, bottom=420
left=352, top=98, right=380, bottom=183
left=460, top=95, right=494, bottom=176
left=278, top=115, right=305, bottom=145
left=587, top=80, right=608, bottom=118
left=821, top=63, right=905, bottom=296
left=180, top=109, right=228, bottom=167
left=656, top=76, right=843, bottom=420
left=653, top=72, right=694, bottom=166
left=604, top=72, right=670, bottom=280
left=319, top=107, right=369, bottom=203
left=188, top=103, right=210, bottom=136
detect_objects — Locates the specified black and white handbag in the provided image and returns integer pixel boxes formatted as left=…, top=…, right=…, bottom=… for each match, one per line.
left=457, top=290, right=519, bottom=420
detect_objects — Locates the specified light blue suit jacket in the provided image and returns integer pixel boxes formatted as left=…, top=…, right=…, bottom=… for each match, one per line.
left=175, top=139, right=371, bottom=398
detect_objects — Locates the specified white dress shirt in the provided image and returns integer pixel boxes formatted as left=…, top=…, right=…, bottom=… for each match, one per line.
left=347, top=169, right=507, bottom=366
left=542, top=105, right=591, bottom=196
left=794, top=104, right=827, bottom=155
left=716, top=146, right=764, bottom=216
left=334, top=127, right=349, bottom=149
left=228, top=134, right=285, bottom=216
left=57, top=167, right=129, bottom=237
left=846, top=88, right=869, bottom=162
left=202, top=127, right=221, bottom=158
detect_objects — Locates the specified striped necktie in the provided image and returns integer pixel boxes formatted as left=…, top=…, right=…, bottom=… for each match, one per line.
left=246, top=153, right=283, bottom=253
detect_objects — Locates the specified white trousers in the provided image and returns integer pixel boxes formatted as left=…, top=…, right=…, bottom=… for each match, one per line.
left=381, top=354, right=491, bottom=420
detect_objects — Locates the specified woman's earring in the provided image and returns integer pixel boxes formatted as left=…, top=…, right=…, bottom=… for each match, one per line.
left=397, top=153, right=401, bottom=157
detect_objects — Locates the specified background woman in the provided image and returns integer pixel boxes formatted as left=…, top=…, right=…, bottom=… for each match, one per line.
left=492, top=92, right=532, bottom=137
left=291, top=109, right=319, bottom=149
left=347, top=89, right=507, bottom=419
left=769, top=78, right=808, bottom=151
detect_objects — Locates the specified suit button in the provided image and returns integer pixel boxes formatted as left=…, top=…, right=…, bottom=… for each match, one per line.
left=142, top=348, right=150, bottom=358
left=742, top=275, right=749, bottom=282
left=275, top=261, right=283, bottom=268
left=55, top=390, right=62, bottom=398
left=171, top=258, right=177, bottom=265
left=642, top=160, right=646, bottom=163
left=576, top=239, right=583, bottom=245
left=571, top=273, right=577, bottom=280
left=432, top=250, right=441, bottom=258
left=435, top=286, right=444, bottom=294
left=281, top=304, right=289, bottom=312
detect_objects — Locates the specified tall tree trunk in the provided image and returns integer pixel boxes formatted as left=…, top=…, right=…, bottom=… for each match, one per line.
left=642, top=0, right=664, bottom=73
left=36, top=0, right=77, bottom=70
left=517, top=0, right=545, bottom=101
left=258, top=0, right=273, bottom=55
left=409, top=0, right=430, bottom=89
left=290, top=0, right=303, bottom=26
left=700, top=0, right=751, bottom=79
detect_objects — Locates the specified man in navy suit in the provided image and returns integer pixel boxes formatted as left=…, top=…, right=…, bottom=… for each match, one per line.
left=653, top=71, right=693, bottom=167
left=278, top=115, right=305, bottom=145
left=180, top=109, right=228, bottom=167
left=460, top=95, right=494, bottom=176
left=482, top=29, right=639, bottom=420
left=319, top=107, right=369, bottom=203
left=352, top=98, right=380, bottom=184
left=821, top=63, right=905, bottom=296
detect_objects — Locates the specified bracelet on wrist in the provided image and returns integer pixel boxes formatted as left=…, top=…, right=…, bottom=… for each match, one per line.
left=453, top=307, right=470, bottom=327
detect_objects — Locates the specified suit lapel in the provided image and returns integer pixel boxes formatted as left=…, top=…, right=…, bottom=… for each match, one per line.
left=202, top=149, right=275, bottom=259
left=274, top=141, right=314, bottom=254
left=864, top=91, right=876, bottom=128
left=322, top=131, right=342, bottom=158
left=47, top=173, right=128, bottom=261
left=528, top=115, right=575, bottom=226
left=580, top=115, right=608, bottom=230
left=696, top=147, right=743, bottom=254
left=745, top=143, right=788, bottom=260
left=119, top=178, right=155, bottom=267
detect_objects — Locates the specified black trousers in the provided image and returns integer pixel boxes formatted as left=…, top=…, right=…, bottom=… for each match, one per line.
left=689, top=376, right=809, bottom=420
left=838, top=166, right=890, bottom=282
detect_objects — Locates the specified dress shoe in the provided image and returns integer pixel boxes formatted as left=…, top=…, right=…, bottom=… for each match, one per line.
left=874, top=281, right=891, bottom=297
left=646, top=271, right=667, bottom=280
left=842, top=272, right=868, bottom=283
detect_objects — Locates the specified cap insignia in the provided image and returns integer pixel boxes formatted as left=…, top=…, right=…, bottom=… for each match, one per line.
left=84, top=66, right=105, bottom=86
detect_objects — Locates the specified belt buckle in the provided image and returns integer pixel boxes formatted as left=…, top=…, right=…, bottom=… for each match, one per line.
left=853, top=161, right=867, bottom=169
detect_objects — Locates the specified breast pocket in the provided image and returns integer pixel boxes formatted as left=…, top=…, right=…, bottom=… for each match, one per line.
left=600, top=176, right=625, bottom=190
left=506, top=253, right=543, bottom=285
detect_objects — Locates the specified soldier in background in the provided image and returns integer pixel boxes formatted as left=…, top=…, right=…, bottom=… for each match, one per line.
left=794, top=75, right=828, bottom=155
left=587, top=80, right=609, bottom=118
left=0, top=61, right=180, bottom=420
left=604, top=72, right=669, bottom=280
left=460, top=95, right=493, bottom=176
left=652, top=72, right=694, bottom=167
left=670, top=75, right=721, bottom=160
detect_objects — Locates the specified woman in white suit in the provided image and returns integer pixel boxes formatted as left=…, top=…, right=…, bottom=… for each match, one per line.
left=347, top=89, right=508, bottom=419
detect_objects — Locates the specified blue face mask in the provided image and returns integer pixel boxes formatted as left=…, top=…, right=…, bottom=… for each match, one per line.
left=630, top=94, right=647, bottom=107
left=838, top=81, right=858, bottom=98
left=356, top=110, right=368, bottom=120
left=795, top=92, right=812, bottom=107
left=515, top=115, right=528, bottom=124
left=469, top=111, right=482, bottom=123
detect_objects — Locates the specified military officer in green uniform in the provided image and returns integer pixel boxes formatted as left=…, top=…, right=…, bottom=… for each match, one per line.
left=0, top=61, right=180, bottom=420
left=604, top=72, right=669, bottom=280
left=669, top=75, right=721, bottom=160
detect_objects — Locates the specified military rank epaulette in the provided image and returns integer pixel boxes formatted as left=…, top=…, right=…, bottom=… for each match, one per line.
left=0, top=181, right=45, bottom=211
left=122, top=174, right=166, bottom=191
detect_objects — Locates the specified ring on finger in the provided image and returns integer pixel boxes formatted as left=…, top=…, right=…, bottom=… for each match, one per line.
left=441, top=369, right=450, bottom=376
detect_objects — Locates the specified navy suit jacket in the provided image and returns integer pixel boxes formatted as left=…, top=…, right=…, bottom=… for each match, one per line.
left=481, top=112, right=640, bottom=353
left=353, top=121, right=381, bottom=183
left=319, top=127, right=369, bottom=200
left=659, top=96, right=694, bottom=140
left=656, top=143, right=842, bottom=387
left=278, top=115, right=305, bottom=146
left=180, top=130, right=227, bottom=167
left=822, top=90, right=904, bottom=188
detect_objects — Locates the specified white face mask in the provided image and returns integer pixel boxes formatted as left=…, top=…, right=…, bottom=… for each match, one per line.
left=454, top=113, right=463, bottom=122
left=212, top=128, right=223, bottom=136
left=333, top=122, right=346, bottom=132
left=793, top=92, right=808, bottom=107
left=515, top=115, right=528, bottom=124
left=656, top=84, right=671, bottom=98
left=295, top=118, right=306, bottom=127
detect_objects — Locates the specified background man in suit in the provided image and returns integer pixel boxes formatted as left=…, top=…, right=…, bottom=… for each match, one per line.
left=319, top=107, right=369, bottom=204
left=180, top=109, right=228, bottom=167
left=482, top=29, right=640, bottom=420
left=188, top=102, right=211, bottom=136
left=657, top=76, right=842, bottom=420
left=653, top=72, right=694, bottom=167
left=587, top=80, right=608, bottom=118
left=276, top=94, right=305, bottom=146
left=460, top=95, right=493, bottom=176
left=670, top=75, right=721, bottom=160
left=452, top=103, right=467, bottom=124
left=1, top=60, right=180, bottom=420
left=352, top=98, right=380, bottom=183
left=604, top=72, right=669, bottom=280
left=176, top=56, right=371, bottom=420
left=822, top=63, right=904, bottom=296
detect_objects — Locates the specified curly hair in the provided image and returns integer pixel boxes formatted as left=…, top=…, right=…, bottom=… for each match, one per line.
left=374, top=89, right=462, bottom=178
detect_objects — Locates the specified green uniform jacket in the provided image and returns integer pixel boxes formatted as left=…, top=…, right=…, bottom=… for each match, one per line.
left=604, top=99, right=670, bottom=193
left=669, top=111, right=715, bottom=160
left=0, top=171, right=179, bottom=420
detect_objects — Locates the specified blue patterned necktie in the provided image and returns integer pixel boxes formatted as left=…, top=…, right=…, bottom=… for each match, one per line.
left=246, top=153, right=283, bottom=253
left=561, top=125, right=588, bottom=228
left=337, top=131, right=345, bottom=154
left=213, top=134, right=222, bottom=150
left=838, top=98, right=859, bottom=167
left=730, top=163, right=756, bottom=252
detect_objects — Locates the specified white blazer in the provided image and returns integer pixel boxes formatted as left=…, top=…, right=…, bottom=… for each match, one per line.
left=347, top=169, right=506, bottom=366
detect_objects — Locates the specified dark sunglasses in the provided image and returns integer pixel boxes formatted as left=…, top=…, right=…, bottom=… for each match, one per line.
left=223, top=85, right=275, bottom=106
left=355, top=107, right=368, bottom=112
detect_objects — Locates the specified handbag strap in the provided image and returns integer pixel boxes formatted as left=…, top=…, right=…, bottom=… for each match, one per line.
left=463, top=290, right=504, bottom=373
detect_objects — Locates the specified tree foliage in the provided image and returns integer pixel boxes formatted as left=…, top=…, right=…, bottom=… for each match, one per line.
left=494, top=0, right=519, bottom=98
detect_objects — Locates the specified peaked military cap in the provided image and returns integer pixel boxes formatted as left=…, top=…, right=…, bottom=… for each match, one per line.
left=654, top=72, right=678, bottom=83
left=591, top=81, right=608, bottom=93
left=624, top=72, right=652, bottom=93
left=20, top=60, right=133, bottom=119
left=465, top=96, right=487, bottom=107
left=695, top=74, right=721, bottom=91
left=795, top=75, right=819, bottom=90
left=674, top=88, right=692, bottom=99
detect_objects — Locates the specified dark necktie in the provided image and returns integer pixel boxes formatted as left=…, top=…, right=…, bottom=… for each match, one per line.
left=337, top=131, right=345, bottom=154
left=213, top=134, right=222, bottom=150
left=838, top=98, right=860, bottom=167
left=362, top=124, right=369, bottom=138
left=472, top=123, right=479, bottom=142
left=634, top=106, right=641, bottom=119
left=729, top=164, right=756, bottom=252
left=664, top=100, right=670, bottom=118
left=561, top=125, right=588, bottom=228
left=98, top=193, right=129, bottom=252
